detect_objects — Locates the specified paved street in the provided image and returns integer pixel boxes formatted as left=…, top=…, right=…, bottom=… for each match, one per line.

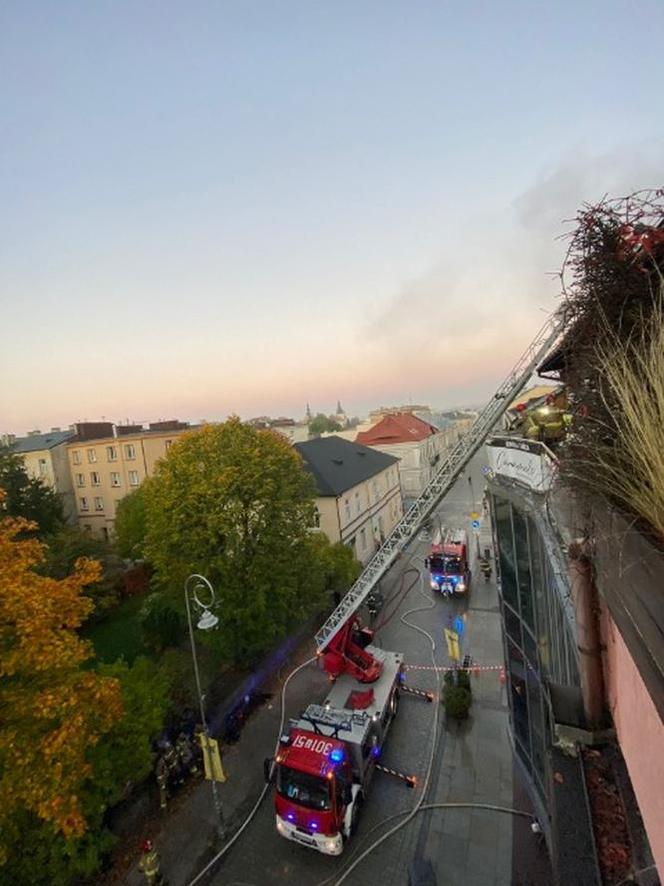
left=129, top=452, right=525, bottom=886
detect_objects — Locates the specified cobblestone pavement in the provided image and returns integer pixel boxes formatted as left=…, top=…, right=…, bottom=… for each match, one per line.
left=128, top=453, right=527, bottom=886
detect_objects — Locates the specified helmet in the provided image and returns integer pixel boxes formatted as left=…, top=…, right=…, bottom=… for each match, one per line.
left=141, top=839, right=153, bottom=852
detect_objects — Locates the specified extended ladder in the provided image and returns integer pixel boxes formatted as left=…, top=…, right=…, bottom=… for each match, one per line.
left=315, top=308, right=565, bottom=652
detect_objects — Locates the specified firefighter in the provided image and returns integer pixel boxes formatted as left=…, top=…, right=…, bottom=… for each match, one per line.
left=155, top=757, right=168, bottom=811
left=138, top=839, right=163, bottom=886
left=479, top=557, right=492, bottom=582
left=162, top=741, right=180, bottom=788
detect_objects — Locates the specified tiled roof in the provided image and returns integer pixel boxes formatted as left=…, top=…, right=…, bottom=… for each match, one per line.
left=294, top=436, right=398, bottom=496
left=355, top=413, right=437, bottom=446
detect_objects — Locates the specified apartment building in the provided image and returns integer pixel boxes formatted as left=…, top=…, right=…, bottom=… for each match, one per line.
left=355, top=412, right=454, bottom=499
left=11, top=429, right=76, bottom=521
left=294, top=436, right=402, bottom=564
left=67, top=420, right=191, bottom=539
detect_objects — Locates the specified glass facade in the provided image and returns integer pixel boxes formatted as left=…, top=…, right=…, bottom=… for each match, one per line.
left=490, top=490, right=580, bottom=804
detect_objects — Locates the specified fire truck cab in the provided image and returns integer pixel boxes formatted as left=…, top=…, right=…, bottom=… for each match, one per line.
left=271, top=646, right=403, bottom=855
left=426, top=528, right=470, bottom=595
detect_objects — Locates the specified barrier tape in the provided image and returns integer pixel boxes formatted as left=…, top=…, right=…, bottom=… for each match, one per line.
left=405, top=663, right=504, bottom=672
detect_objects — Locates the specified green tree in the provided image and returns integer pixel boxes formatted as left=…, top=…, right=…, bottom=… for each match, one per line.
left=41, top=525, right=125, bottom=618
left=139, top=592, right=183, bottom=651
left=308, top=413, right=342, bottom=435
left=144, top=419, right=322, bottom=664
left=311, top=534, right=362, bottom=599
left=0, top=446, right=63, bottom=534
left=114, top=485, right=148, bottom=559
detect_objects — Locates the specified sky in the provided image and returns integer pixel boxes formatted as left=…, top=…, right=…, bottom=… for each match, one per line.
left=2, top=1, right=664, bottom=434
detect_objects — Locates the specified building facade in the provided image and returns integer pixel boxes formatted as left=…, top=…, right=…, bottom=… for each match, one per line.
left=67, top=421, right=191, bottom=539
left=356, top=413, right=453, bottom=499
left=294, top=436, right=402, bottom=564
left=487, top=431, right=663, bottom=881
left=11, top=429, right=76, bottom=521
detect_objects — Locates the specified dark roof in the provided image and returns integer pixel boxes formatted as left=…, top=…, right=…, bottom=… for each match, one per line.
left=294, top=436, right=398, bottom=496
left=12, top=430, right=74, bottom=452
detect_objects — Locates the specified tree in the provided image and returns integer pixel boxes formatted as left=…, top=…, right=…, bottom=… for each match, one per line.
left=114, top=485, right=148, bottom=559
left=0, top=496, right=123, bottom=868
left=308, top=413, right=342, bottom=435
left=0, top=446, right=63, bottom=535
left=311, top=534, right=362, bottom=599
left=144, top=418, right=322, bottom=664
left=0, top=657, right=168, bottom=886
left=41, top=525, right=126, bottom=618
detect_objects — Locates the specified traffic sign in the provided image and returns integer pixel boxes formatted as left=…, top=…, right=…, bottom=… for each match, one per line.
left=471, top=519, right=481, bottom=530
left=469, top=511, right=480, bottom=520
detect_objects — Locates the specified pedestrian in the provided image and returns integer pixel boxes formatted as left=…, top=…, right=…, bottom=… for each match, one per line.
left=138, top=839, right=163, bottom=886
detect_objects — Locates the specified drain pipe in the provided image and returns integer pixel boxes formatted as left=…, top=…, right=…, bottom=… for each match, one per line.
left=568, top=539, right=606, bottom=729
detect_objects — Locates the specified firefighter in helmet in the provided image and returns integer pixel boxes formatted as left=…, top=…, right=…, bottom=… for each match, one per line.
left=138, top=839, right=162, bottom=885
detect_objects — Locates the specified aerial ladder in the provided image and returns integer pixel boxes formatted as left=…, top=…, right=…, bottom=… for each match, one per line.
left=317, top=309, right=565, bottom=682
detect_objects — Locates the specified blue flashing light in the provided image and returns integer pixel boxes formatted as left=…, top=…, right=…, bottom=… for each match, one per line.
left=310, top=821, right=319, bottom=830
left=371, top=745, right=381, bottom=758
left=330, top=748, right=345, bottom=763
left=399, top=671, right=407, bottom=683
left=287, top=812, right=295, bottom=822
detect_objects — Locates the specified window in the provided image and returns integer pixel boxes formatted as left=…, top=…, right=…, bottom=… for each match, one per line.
left=106, top=445, right=117, bottom=462
left=94, top=496, right=104, bottom=511
left=90, top=471, right=100, bottom=486
left=101, top=527, right=109, bottom=541
left=87, top=449, right=97, bottom=463
left=38, top=458, right=48, bottom=477
left=75, top=473, right=85, bottom=487
left=360, top=527, right=367, bottom=550
left=344, top=498, right=351, bottom=522
left=128, top=470, right=139, bottom=486
left=110, top=472, right=121, bottom=487
left=355, top=490, right=361, bottom=514
left=373, top=480, right=379, bottom=502
left=80, top=497, right=89, bottom=511
left=124, top=443, right=136, bottom=460
left=72, top=450, right=81, bottom=465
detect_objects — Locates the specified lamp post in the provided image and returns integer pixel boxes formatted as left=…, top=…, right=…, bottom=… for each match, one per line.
left=184, top=574, right=225, bottom=838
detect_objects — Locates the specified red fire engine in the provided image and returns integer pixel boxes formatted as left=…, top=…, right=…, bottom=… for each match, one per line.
left=425, top=528, right=470, bottom=595
left=268, top=618, right=403, bottom=855
left=265, top=305, right=565, bottom=855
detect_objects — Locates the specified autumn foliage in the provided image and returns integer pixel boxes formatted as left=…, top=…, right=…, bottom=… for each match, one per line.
left=0, top=493, right=123, bottom=864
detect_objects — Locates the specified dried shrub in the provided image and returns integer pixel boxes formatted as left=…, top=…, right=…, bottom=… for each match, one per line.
left=556, top=189, right=664, bottom=540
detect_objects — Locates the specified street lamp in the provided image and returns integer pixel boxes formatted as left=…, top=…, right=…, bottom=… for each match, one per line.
left=184, top=573, right=225, bottom=838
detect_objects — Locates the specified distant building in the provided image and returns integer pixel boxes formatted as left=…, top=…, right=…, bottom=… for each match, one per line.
left=11, top=429, right=76, bottom=521
left=356, top=413, right=454, bottom=499
left=66, top=421, right=192, bottom=539
left=247, top=416, right=310, bottom=444
left=294, top=436, right=402, bottom=564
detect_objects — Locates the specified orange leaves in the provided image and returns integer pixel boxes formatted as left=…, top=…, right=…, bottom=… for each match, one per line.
left=0, top=500, right=123, bottom=854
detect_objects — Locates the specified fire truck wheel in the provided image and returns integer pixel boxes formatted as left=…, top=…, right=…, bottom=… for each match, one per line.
left=390, top=690, right=399, bottom=719
left=350, top=794, right=363, bottom=836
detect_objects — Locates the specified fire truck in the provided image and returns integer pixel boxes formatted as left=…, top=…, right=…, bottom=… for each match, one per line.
left=266, top=310, right=564, bottom=854
left=425, top=528, right=470, bottom=595
left=270, top=619, right=403, bottom=855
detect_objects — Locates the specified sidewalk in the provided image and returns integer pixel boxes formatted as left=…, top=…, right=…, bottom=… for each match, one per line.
left=121, top=632, right=328, bottom=886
